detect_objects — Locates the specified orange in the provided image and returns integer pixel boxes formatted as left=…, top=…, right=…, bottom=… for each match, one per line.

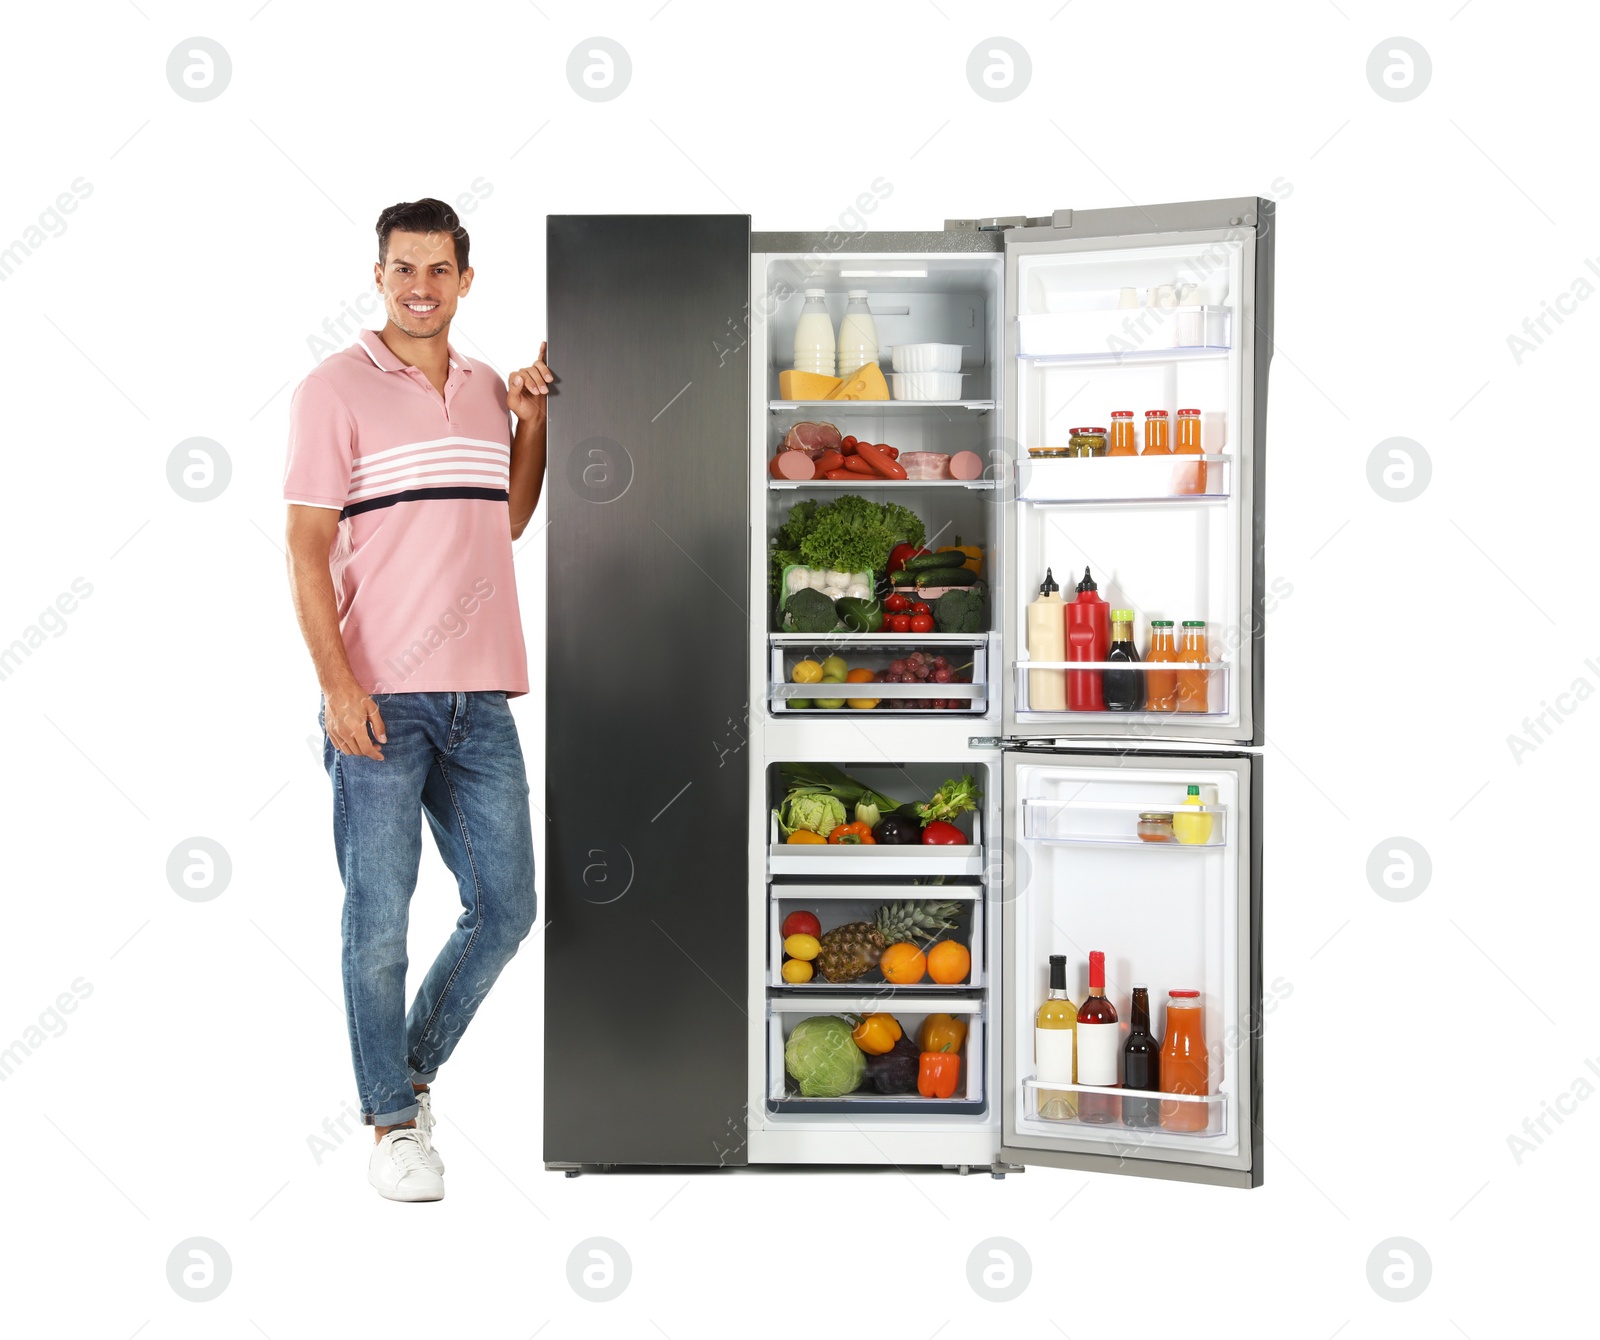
left=926, top=941, right=971, bottom=985
left=879, top=942, right=927, bottom=984
left=846, top=668, right=876, bottom=684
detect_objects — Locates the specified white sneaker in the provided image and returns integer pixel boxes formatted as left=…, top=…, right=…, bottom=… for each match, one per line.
left=414, top=1089, right=445, bottom=1174
left=368, top=1129, right=444, bottom=1202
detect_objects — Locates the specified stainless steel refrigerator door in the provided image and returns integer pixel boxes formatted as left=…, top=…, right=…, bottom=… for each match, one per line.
left=544, top=215, right=751, bottom=1168
left=999, top=198, right=1273, bottom=747
left=998, top=749, right=1262, bottom=1187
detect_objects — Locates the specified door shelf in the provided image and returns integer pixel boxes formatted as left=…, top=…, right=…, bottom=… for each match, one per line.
left=1017, top=455, right=1230, bottom=503
left=1018, top=305, right=1231, bottom=360
left=769, top=812, right=984, bottom=876
left=1022, top=798, right=1227, bottom=848
left=768, top=999, right=985, bottom=1114
left=771, top=643, right=988, bottom=715
left=1020, top=1078, right=1228, bottom=1138
left=771, top=891, right=983, bottom=989
left=770, top=400, right=994, bottom=413
left=1013, top=662, right=1230, bottom=718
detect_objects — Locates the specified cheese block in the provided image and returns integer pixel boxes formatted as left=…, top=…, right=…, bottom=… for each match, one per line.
left=778, top=369, right=843, bottom=400
left=825, top=361, right=889, bottom=401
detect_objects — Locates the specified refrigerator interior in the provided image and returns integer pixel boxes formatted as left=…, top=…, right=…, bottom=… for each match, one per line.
left=761, top=756, right=997, bottom=1125
left=760, top=250, right=1005, bottom=724
left=1004, top=237, right=1253, bottom=739
left=1005, top=755, right=1252, bottom=1174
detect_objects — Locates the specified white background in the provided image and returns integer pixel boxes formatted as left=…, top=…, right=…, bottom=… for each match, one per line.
left=1, top=1, right=1590, bottom=1335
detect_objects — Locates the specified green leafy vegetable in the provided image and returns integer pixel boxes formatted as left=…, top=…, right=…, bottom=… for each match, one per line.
left=793, top=494, right=926, bottom=578
left=785, top=1016, right=867, bottom=1097
left=776, top=792, right=848, bottom=839
left=917, top=775, right=982, bottom=826
left=778, top=762, right=900, bottom=815
left=767, top=500, right=819, bottom=596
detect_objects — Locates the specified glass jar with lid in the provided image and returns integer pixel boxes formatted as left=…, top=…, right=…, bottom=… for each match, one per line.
left=1135, top=812, right=1175, bottom=843
left=1068, top=426, right=1107, bottom=458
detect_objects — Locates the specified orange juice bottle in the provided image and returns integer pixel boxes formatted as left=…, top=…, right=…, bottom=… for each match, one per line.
left=1145, top=620, right=1178, bottom=712
left=1142, top=409, right=1171, bottom=455
left=1176, top=620, right=1209, bottom=713
left=1159, top=989, right=1210, bottom=1132
left=1108, top=410, right=1137, bottom=456
left=1174, top=408, right=1206, bottom=493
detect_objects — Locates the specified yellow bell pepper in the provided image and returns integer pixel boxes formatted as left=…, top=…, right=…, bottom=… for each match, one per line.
left=786, top=829, right=826, bottom=845
left=919, top=1012, right=967, bottom=1055
left=937, top=536, right=982, bottom=577
left=851, top=1013, right=904, bottom=1055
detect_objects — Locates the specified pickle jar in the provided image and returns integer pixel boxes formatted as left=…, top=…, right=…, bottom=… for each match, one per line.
left=1068, top=426, right=1108, bottom=458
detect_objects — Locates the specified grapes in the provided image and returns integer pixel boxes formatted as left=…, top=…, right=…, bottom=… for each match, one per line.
left=889, top=659, right=908, bottom=676
left=933, top=668, right=951, bottom=683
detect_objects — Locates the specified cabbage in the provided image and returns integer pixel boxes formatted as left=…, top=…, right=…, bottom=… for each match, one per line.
left=777, top=791, right=847, bottom=837
left=785, top=1016, right=867, bottom=1097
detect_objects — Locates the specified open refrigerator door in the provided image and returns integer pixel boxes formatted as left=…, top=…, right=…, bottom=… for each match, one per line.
left=998, top=751, right=1262, bottom=1187
left=999, top=203, right=1271, bottom=746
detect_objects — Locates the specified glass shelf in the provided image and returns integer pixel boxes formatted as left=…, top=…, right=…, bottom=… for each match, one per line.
left=769, top=477, right=995, bottom=490
left=1013, top=661, right=1231, bottom=719
left=770, top=400, right=994, bottom=413
left=1020, top=1078, right=1228, bottom=1138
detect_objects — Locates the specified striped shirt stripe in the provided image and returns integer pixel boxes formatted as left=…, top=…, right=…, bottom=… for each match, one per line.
left=350, top=450, right=510, bottom=488
left=347, top=468, right=510, bottom=503
left=349, top=434, right=509, bottom=471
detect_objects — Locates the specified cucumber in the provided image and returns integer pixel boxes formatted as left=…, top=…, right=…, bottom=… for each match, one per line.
left=903, top=550, right=962, bottom=573
left=915, top=567, right=979, bottom=588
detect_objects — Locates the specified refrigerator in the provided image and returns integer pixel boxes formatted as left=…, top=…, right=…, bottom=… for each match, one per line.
left=544, top=198, right=1271, bottom=1188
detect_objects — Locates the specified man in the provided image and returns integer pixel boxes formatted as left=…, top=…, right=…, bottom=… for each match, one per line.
left=283, top=198, right=551, bottom=1202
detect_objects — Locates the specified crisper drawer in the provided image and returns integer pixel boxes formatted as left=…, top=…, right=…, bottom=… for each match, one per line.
left=767, top=996, right=985, bottom=1115
left=769, top=635, right=988, bottom=716
left=769, top=810, right=983, bottom=876
left=770, top=883, right=983, bottom=991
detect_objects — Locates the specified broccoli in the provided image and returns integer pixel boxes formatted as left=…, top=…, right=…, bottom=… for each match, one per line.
left=782, top=586, right=842, bottom=634
left=933, top=585, right=988, bottom=633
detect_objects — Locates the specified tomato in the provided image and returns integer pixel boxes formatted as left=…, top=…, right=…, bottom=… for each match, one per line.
left=909, top=601, right=932, bottom=617
left=910, top=614, right=935, bottom=633
left=888, top=614, right=913, bottom=633
left=884, top=593, right=911, bottom=613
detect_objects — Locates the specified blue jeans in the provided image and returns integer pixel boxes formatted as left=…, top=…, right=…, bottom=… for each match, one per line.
left=322, top=691, right=537, bottom=1125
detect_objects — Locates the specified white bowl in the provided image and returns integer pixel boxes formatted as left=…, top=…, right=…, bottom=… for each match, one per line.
left=890, top=342, right=964, bottom=373
left=890, top=371, right=967, bottom=401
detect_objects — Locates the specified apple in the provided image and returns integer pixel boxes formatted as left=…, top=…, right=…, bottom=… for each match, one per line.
left=821, top=655, right=848, bottom=680
left=782, top=910, right=822, bottom=939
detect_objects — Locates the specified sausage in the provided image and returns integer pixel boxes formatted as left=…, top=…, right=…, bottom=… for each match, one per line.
left=813, top=449, right=844, bottom=475
left=948, top=450, right=983, bottom=480
left=854, top=441, right=908, bottom=480
left=844, top=454, right=877, bottom=475
left=824, top=468, right=859, bottom=481
left=771, top=450, right=816, bottom=481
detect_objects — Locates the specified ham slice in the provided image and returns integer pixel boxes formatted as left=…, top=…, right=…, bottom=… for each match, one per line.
left=782, top=421, right=844, bottom=457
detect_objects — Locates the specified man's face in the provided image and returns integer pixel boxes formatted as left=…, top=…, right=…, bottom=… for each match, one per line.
left=374, top=229, right=473, bottom=339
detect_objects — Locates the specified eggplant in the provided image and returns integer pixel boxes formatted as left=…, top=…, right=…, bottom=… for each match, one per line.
left=863, top=1036, right=921, bottom=1094
left=872, top=812, right=922, bottom=846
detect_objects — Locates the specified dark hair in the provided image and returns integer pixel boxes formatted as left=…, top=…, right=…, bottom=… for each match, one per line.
left=375, top=198, right=470, bottom=271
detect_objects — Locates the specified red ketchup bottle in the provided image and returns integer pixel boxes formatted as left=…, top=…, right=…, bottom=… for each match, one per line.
left=1065, top=566, right=1110, bottom=711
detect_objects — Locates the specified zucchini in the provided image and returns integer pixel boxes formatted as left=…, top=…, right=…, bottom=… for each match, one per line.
left=915, top=567, right=979, bottom=588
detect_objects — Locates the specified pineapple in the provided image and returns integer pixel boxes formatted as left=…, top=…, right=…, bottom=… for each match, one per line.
left=815, top=900, right=963, bottom=983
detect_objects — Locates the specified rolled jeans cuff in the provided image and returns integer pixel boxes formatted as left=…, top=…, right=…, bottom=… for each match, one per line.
left=409, top=1065, right=438, bottom=1085
left=366, top=1100, right=420, bottom=1127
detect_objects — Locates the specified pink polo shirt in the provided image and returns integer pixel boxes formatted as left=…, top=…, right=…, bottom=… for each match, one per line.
left=284, top=329, right=529, bottom=696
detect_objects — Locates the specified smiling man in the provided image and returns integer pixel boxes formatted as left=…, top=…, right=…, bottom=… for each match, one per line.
left=283, top=198, right=552, bottom=1202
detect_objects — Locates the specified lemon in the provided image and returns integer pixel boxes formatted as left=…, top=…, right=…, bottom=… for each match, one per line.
left=783, top=933, right=821, bottom=961
left=792, top=660, right=824, bottom=684
left=781, top=958, right=814, bottom=984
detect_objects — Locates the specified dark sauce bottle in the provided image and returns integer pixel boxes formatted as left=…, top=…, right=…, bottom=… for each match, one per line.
left=1121, top=984, right=1160, bottom=1128
left=1103, top=608, right=1146, bottom=711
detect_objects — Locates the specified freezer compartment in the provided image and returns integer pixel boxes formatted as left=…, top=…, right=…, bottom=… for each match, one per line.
left=767, top=760, right=989, bottom=875
left=1005, top=756, right=1249, bottom=1167
left=767, top=996, right=985, bottom=1114
left=1017, top=454, right=1230, bottom=503
left=771, top=639, right=987, bottom=715
left=762, top=254, right=1003, bottom=404
left=1012, top=660, right=1232, bottom=722
left=770, top=882, right=983, bottom=990
left=1019, top=1079, right=1228, bottom=1138
left=1018, top=305, right=1231, bottom=358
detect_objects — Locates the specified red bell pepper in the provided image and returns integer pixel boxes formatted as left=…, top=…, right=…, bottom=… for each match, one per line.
left=888, top=543, right=928, bottom=575
left=918, top=1046, right=960, bottom=1098
left=921, top=820, right=965, bottom=845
